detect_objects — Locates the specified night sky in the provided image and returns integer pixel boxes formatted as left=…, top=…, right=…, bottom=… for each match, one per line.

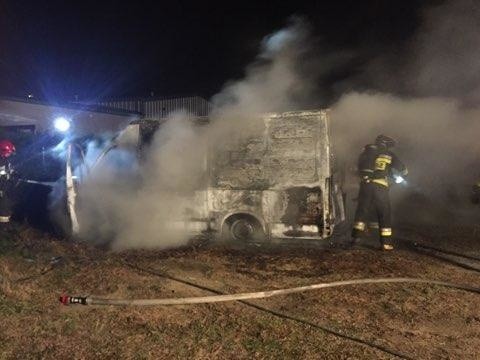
left=0, top=0, right=441, bottom=103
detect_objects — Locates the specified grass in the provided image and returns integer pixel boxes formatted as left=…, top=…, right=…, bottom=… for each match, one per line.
left=0, top=295, right=35, bottom=316
left=0, top=237, right=22, bottom=261
left=1, top=224, right=480, bottom=359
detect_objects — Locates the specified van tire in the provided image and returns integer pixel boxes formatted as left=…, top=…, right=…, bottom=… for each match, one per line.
left=222, top=214, right=265, bottom=243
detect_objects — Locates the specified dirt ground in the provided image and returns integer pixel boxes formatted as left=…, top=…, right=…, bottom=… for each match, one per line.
left=1, top=224, right=480, bottom=359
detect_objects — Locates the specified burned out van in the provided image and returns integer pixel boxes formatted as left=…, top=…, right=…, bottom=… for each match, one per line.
left=67, top=109, right=346, bottom=243
left=190, top=110, right=346, bottom=242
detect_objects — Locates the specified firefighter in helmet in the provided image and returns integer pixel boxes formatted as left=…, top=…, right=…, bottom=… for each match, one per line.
left=0, top=139, right=16, bottom=224
left=351, top=135, right=407, bottom=250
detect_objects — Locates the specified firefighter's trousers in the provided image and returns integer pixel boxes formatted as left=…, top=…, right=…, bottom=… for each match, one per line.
left=352, top=181, right=392, bottom=245
left=0, top=189, right=12, bottom=223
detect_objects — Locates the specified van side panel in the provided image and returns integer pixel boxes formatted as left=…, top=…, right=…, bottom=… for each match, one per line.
left=205, top=110, right=334, bottom=240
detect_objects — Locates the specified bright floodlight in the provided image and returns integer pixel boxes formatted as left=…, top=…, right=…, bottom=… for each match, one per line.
left=54, top=117, right=71, bottom=132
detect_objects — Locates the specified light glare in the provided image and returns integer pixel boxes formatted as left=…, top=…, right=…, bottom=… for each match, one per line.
left=54, top=117, right=71, bottom=132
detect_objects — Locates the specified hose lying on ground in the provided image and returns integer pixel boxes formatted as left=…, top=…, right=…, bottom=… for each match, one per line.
left=62, top=268, right=480, bottom=359
left=124, top=264, right=418, bottom=359
left=60, top=277, right=480, bottom=306
left=414, top=243, right=480, bottom=262
left=398, top=237, right=480, bottom=273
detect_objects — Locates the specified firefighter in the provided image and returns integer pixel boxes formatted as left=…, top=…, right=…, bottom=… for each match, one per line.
left=351, top=135, right=407, bottom=250
left=0, top=139, right=16, bottom=224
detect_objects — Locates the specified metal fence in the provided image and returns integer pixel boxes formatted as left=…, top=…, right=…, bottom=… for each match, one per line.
left=99, top=96, right=212, bottom=119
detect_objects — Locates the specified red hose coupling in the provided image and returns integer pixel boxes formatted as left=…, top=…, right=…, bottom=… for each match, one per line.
left=59, top=295, right=87, bottom=305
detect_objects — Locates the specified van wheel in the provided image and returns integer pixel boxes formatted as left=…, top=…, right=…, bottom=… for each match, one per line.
left=223, top=214, right=265, bottom=243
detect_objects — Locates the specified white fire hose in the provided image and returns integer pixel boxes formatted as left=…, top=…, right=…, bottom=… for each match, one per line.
left=60, top=277, right=480, bottom=306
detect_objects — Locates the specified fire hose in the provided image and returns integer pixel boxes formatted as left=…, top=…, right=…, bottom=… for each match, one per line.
left=59, top=277, right=480, bottom=306
left=18, top=179, right=58, bottom=187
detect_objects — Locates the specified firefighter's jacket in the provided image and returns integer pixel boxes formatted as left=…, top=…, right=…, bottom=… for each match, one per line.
left=0, top=158, right=14, bottom=193
left=357, top=144, right=407, bottom=187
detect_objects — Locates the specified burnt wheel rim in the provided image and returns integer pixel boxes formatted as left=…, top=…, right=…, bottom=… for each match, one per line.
left=230, top=219, right=255, bottom=241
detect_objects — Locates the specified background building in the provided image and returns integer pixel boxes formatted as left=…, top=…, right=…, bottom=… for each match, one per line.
left=97, top=95, right=212, bottom=120
left=0, top=97, right=140, bottom=135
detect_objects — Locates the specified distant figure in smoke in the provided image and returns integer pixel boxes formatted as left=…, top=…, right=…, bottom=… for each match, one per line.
left=0, top=139, right=16, bottom=225
left=351, top=135, right=408, bottom=250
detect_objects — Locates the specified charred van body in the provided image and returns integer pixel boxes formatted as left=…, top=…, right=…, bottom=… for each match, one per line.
left=97, top=110, right=347, bottom=243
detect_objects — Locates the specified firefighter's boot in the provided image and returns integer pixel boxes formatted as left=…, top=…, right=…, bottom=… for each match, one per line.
left=382, top=244, right=394, bottom=251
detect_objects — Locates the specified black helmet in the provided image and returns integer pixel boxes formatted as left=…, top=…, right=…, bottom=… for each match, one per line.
left=375, top=134, right=396, bottom=148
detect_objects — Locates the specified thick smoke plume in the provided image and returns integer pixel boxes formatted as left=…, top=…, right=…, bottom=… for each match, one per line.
left=75, top=113, right=207, bottom=250
left=75, top=19, right=319, bottom=249
left=74, top=1, right=480, bottom=249
left=407, top=0, right=480, bottom=100
left=332, top=94, right=480, bottom=225
left=354, top=0, right=480, bottom=103
left=331, top=0, right=480, bottom=223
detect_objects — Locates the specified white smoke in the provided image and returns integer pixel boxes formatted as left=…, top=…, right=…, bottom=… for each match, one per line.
left=330, top=0, right=480, bottom=223
left=74, top=112, right=205, bottom=250
left=73, top=2, right=480, bottom=248
left=331, top=93, right=480, bottom=190
left=407, top=0, right=480, bottom=100
left=73, top=20, right=322, bottom=249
